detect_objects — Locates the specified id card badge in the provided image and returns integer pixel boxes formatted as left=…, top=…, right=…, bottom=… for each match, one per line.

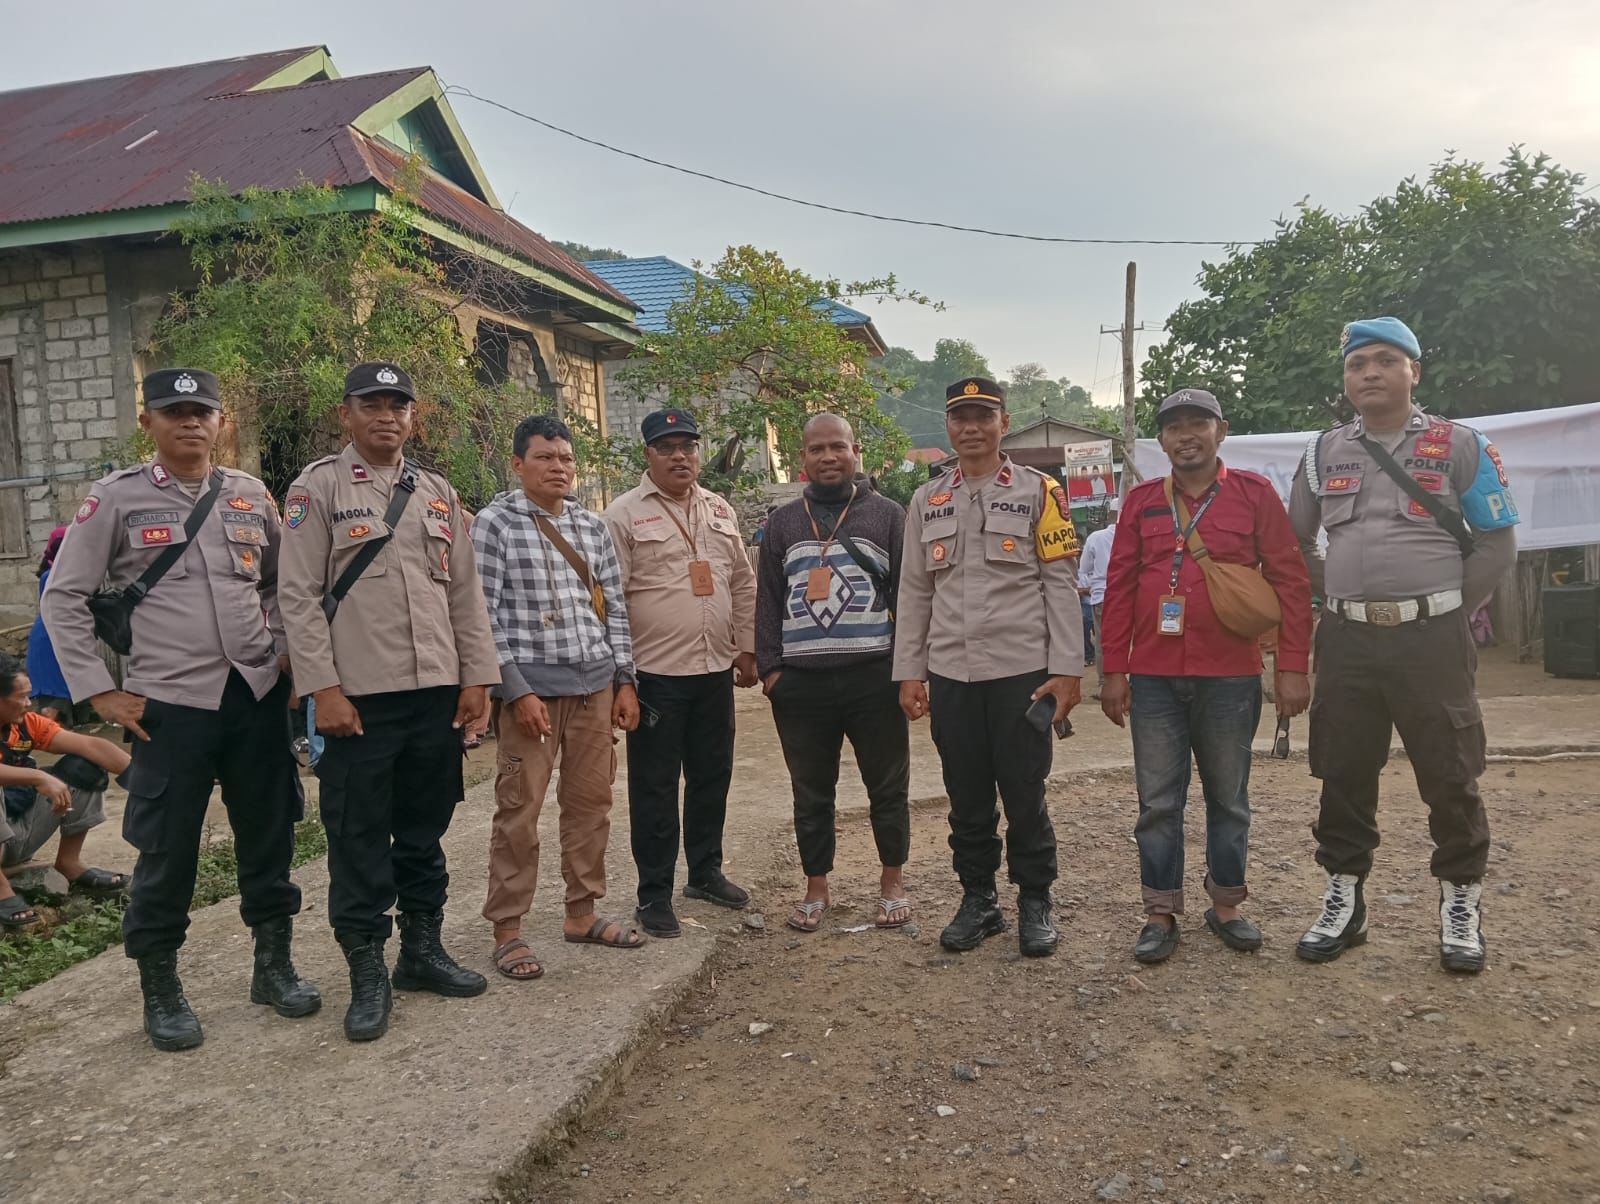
left=689, top=560, right=716, bottom=597
left=1157, top=594, right=1186, bottom=636
left=805, top=565, right=833, bottom=602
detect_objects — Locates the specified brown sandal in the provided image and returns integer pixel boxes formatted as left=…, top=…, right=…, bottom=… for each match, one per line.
left=563, top=916, right=645, bottom=949
left=493, top=937, right=544, bottom=980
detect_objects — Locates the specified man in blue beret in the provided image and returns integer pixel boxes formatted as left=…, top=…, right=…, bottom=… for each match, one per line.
left=1289, top=317, right=1518, bottom=975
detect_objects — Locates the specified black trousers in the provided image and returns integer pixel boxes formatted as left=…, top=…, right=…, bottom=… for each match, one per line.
left=769, top=659, right=911, bottom=876
left=929, top=670, right=1058, bottom=894
left=316, top=686, right=464, bottom=940
left=1309, top=610, right=1490, bottom=883
left=627, top=670, right=735, bottom=905
left=121, top=671, right=302, bottom=959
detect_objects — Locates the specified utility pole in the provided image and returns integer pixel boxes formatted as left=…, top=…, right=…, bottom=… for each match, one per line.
left=1098, top=261, right=1150, bottom=495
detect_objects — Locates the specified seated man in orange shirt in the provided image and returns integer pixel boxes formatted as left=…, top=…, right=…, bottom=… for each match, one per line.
left=0, top=651, right=131, bottom=928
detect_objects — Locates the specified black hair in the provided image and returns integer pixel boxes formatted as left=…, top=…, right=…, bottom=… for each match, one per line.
left=513, top=414, right=575, bottom=459
left=0, top=652, right=23, bottom=697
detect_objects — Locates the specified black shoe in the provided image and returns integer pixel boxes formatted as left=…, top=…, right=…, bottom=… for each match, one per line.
left=1018, top=894, right=1058, bottom=957
left=1439, top=881, right=1486, bottom=974
left=1204, top=908, right=1263, bottom=952
left=249, top=916, right=322, bottom=1018
left=939, top=889, right=1007, bottom=952
left=393, top=910, right=488, bottom=997
left=635, top=900, right=682, bottom=939
left=136, top=951, right=204, bottom=1052
left=684, top=874, right=750, bottom=910
left=1296, top=873, right=1368, bottom=963
left=338, top=933, right=392, bottom=1042
left=1133, top=919, right=1180, bottom=964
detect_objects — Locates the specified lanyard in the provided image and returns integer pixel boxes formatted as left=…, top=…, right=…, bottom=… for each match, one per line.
left=653, top=494, right=700, bottom=557
left=1167, top=480, right=1222, bottom=592
left=802, top=484, right=857, bottom=559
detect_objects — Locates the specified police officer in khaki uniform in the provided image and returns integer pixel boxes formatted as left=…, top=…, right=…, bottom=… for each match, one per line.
left=1290, top=318, right=1518, bottom=974
left=894, top=377, right=1085, bottom=957
left=42, top=368, right=318, bottom=1052
left=279, top=362, right=499, bottom=1041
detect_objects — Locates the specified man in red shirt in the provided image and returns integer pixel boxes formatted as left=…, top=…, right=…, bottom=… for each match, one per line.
left=1100, top=389, right=1312, bottom=962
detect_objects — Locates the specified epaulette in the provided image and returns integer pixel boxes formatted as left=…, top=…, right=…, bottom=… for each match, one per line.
left=300, top=454, right=342, bottom=474
left=99, top=463, right=147, bottom=485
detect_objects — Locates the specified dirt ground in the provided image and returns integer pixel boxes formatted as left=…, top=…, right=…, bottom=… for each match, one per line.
left=514, top=756, right=1600, bottom=1204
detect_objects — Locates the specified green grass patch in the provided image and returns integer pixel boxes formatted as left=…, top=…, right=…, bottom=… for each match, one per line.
left=1, top=813, right=328, bottom=1001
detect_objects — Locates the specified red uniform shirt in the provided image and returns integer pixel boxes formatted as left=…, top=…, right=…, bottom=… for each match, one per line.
left=1100, top=465, right=1312, bottom=677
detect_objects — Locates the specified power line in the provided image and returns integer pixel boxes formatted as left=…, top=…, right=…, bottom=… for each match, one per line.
left=441, top=84, right=1262, bottom=249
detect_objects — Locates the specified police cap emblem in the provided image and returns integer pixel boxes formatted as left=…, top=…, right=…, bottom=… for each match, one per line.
left=174, top=374, right=199, bottom=394
left=375, top=367, right=399, bottom=386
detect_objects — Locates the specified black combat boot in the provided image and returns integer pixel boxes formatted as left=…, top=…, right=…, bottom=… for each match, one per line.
left=1295, top=872, right=1368, bottom=963
left=338, top=932, right=392, bottom=1042
left=249, top=916, right=322, bottom=1018
left=1017, top=893, right=1059, bottom=957
left=939, top=888, right=1007, bottom=952
left=393, top=910, right=488, bottom=997
left=136, top=951, right=204, bottom=1052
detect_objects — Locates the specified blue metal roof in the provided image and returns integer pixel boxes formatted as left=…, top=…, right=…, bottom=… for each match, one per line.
left=584, top=255, right=874, bottom=335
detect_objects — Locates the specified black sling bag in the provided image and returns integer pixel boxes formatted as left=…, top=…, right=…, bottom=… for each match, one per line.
left=321, top=462, right=417, bottom=621
left=86, top=468, right=223, bottom=655
left=1349, top=431, right=1477, bottom=557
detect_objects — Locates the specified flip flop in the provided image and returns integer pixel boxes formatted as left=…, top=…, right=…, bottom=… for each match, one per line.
left=563, top=916, right=645, bottom=949
left=876, top=897, right=913, bottom=929
left=68, top=867, right=130, bottom=898
left=0, top=894, right=41, bottom=929
left=786, top=899, right=829, bottom=933
left=493, top=937, right=544, bottom=980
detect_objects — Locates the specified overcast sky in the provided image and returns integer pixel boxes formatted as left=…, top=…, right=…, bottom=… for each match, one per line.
left=9, top=1, right=1600, bottom=403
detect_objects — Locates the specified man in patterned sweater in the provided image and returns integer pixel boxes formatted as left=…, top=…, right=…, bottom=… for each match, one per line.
left=756, top=414, right=911, bottom=933
left=471, top=415, right=643, bottom=982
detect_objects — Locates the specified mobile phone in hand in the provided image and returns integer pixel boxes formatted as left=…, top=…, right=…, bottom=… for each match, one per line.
left=1025, top=696, right=1055, bottom=733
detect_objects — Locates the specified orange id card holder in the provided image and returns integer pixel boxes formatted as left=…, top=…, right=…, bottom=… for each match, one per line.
left=805, top=566, right=833, bottom=601
left=689, top=560, right=716, bottom=596
left=1157, top=594, right=1186, bottom=636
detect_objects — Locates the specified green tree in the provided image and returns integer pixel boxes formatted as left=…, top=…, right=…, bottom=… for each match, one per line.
left=553, top=239, right=630, bottom=263
left=153, top=177, right=622, bottom=504
left=1142, top=148, right=1600, bottom=435
left=877, top=337, right=992, bottom=448
left=617, top=246, right=931, bottom=481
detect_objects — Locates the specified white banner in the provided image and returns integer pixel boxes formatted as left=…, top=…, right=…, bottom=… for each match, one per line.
left=1133, top=402, right=1600, bottom=551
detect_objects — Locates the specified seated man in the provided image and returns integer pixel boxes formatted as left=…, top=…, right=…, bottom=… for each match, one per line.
left=0, top=651, right=131, bottom=928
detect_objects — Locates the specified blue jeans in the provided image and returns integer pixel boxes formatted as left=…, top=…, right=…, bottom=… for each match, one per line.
left=1130, top=675, right=1262, bottom=915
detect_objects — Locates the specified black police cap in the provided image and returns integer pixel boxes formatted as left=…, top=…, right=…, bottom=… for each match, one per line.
left=945, top=377, right=1005, bottom=410
left=143, top=368, right=222, bottom=410
left=641, top=409, right=701, bottom=445
left=344, top=361, right=416, bottom=401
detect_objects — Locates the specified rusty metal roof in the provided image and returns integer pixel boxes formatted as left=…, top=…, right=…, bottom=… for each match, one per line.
left=0, top=49, right=634, bottom=312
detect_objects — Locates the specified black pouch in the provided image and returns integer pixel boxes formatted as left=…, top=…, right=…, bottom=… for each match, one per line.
left=45, top=752, right=109, bottom=793
left=86, top=590, right=136, bottom=655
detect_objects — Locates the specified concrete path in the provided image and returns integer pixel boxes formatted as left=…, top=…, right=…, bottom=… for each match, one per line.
left=2, top=649, right=1596, bottom=1202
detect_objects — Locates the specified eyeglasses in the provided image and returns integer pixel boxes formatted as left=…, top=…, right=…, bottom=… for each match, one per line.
left=1273, top=716, right=1291, bottom=759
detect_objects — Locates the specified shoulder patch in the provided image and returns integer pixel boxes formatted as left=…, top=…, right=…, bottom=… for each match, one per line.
left=1034, top=474, right=1080, bottom=561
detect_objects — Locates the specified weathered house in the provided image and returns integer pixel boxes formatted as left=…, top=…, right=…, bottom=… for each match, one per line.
left=0, top=46, right=640, bottom=621
left=582, top=255, right=888, bottom=479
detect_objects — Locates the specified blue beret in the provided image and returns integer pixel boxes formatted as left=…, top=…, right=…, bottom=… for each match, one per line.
left=1341, top=316, right=1420, bottom=360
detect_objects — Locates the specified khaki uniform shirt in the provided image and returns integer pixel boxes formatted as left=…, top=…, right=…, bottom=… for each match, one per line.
left=603, top=474, right=756, bottom=676
left=892, top=457, right=1085, bottom=682
left=1289, top=406, right=1519, bottom=608
left=41, top=460, right=284, bottom=708
left=278, top=444, right=500, bottom=699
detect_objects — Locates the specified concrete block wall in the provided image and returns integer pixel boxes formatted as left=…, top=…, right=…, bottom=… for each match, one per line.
left=0, top=246, right=126, bottom=618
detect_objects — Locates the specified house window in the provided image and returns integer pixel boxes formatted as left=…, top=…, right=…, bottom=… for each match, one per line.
left=0, top=359, right=27, bottom=557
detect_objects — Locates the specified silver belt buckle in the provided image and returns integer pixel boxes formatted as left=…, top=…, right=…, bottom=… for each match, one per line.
left=1364, top=601, right=1403, bottom=627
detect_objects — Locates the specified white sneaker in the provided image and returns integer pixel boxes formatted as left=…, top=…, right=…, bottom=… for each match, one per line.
left=1295, top=872, right=1367, bottom=963
left=1439, top=881, right=1486, bottom=973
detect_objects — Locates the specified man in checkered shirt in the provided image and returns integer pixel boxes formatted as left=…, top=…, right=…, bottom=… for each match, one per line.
left=470, top=415, right=643, bottom=982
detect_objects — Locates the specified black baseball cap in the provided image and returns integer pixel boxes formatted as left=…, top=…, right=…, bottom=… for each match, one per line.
left=945, top=376, right=1005, bottom=411
left=641, top=409, right=700, bottom=445
left=143, top=368, right=222, bottom=410
left=1156, top=388, right=1225, bottom=426
left=344, top=361, right=415, bottom=401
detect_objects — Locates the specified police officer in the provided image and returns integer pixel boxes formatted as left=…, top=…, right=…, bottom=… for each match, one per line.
left=42, top=368, right=318, bottom=1052
left=893, top=377, right=1085, bottom=957
left=278, top=362, right=500, bottom=1041
left=1290, top=318, right=1518, bottom=974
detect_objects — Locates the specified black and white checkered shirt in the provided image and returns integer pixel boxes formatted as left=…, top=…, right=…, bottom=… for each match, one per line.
left=470, top=491, right=634, bottom=699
